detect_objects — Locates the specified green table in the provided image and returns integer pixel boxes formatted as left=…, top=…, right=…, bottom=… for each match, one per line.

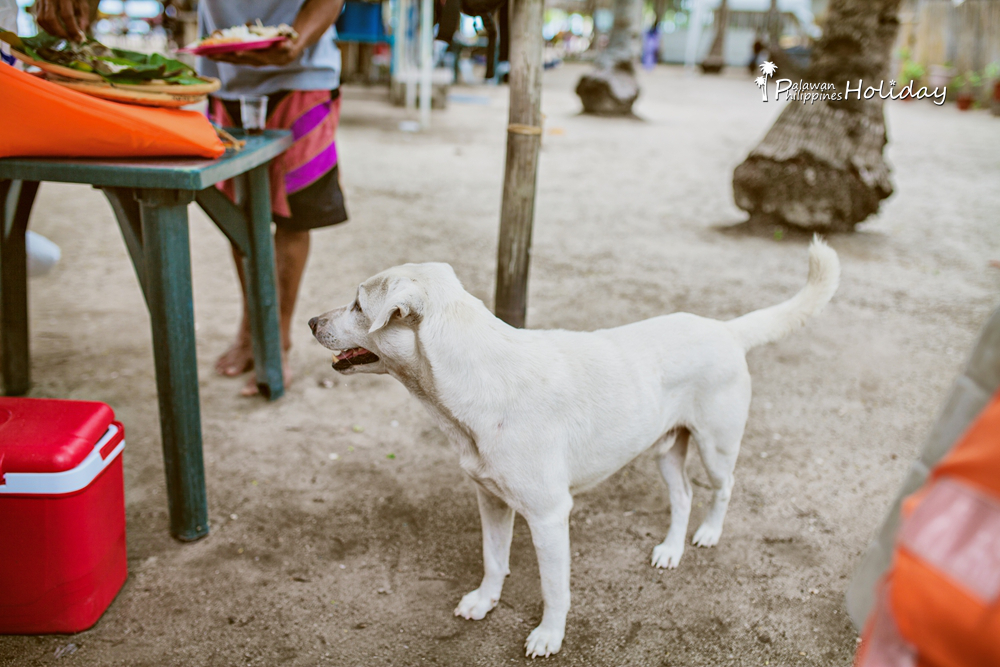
left=0, top=130, right=293, bottom=542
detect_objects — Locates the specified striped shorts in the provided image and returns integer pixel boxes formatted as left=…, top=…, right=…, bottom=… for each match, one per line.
left=213, top=89, right=348, bottom=232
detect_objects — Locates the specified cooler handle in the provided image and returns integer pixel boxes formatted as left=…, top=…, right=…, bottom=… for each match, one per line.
left=99, top=424, right=121, bottom=459
left=0, top=424, right=123, bottom=495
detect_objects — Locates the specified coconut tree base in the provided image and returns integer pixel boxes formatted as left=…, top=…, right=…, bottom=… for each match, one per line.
left=699, top=56, right=725, bottom=74
left=576, top=62, right=639, bottom=115
left=700, top=0, right=728, bottom=75
left=732, top=98, right=892, bottom=232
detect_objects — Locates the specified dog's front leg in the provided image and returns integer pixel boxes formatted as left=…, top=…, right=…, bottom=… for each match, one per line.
left=455, top=485, right=515, bottom=620
left=523, top=502, right=572, bottom=658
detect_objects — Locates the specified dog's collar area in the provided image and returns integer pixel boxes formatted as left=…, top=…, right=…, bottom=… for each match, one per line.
left=332, top=347, right=380, bottom=371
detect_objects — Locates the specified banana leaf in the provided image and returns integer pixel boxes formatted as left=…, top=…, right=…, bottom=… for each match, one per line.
left=0, top=29, right=203, bottom=85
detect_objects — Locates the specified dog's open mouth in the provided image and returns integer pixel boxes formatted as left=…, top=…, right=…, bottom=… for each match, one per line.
left=332, top=347, right=380, bottom=371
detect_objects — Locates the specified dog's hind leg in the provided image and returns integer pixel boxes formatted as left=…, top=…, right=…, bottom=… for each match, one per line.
left=455, top=485, right=515, bottom=620
left=651, top=429, right=692, bottom=569
left=690, top=398, right=747, bottom=548
left=523, top=497, right=573, bottom=657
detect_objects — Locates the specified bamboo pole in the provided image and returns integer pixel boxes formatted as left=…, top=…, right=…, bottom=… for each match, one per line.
left=494, top=0, right=545, bottom=328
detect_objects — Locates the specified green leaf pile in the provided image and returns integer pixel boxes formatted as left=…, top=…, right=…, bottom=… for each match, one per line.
left=0, top=29, right=203, bottom=85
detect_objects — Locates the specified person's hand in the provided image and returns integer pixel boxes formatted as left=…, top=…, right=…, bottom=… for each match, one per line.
left=206, top=39, right=303, bottom=67
left=34, top=0, right=90, bottom=40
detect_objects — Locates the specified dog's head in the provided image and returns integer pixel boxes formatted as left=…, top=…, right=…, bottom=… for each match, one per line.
left=309, top=262, right=461, bottom=375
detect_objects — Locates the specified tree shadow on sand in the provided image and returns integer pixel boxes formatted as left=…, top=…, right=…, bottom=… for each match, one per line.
left=712, top=216, right=819, bottom=242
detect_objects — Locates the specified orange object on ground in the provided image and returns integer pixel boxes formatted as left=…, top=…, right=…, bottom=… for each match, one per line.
left=0, top=65, right=224, bottom=159
left=855, top=391, right=1000, bottom=667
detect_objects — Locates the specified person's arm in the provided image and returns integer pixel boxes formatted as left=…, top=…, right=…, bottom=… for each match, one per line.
left=33, top=0, right=91, bottom=40
left=208, top=0, right=345, bottom=67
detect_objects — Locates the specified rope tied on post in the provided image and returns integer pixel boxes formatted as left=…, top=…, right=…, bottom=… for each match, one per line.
left=507, top=124, right=543, bottom=136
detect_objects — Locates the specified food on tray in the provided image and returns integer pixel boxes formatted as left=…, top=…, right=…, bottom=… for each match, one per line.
left=0, top=29, right=219, bottom=108
left=189, top=21, right=298, bottom=49
left=0, top=29, right=205, bottom=86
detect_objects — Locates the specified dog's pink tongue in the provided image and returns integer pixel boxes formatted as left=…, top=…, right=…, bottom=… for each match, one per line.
left=336, top=347, right=370, bottom=361
left=332, top=347, right=380, bottom=371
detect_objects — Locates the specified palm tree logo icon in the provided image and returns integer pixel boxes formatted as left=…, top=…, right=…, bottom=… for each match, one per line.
left=756, top=61, right=777, bottom=102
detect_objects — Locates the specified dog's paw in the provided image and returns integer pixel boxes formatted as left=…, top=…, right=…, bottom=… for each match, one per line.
left=454, top=588, right=498, bottom=620
left=524, top=624, right=564, bottom=658
left=651, top=541, right=684, bottom=569
left=692, top=523, right=722, bottom=547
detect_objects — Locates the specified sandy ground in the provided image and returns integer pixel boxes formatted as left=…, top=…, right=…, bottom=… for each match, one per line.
left=3, top=63, right=1000, bottom=667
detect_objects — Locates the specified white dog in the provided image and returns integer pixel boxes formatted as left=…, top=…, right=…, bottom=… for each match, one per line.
left=309, top=238, right=839, bottom=657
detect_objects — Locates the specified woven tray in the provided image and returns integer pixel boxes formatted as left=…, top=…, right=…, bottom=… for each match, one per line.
left=13, top=50, right=220, bottom=96
left=46, top=76, right=207, bottom=108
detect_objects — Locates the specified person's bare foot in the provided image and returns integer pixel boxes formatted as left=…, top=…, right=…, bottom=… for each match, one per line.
left=240, top=350, right=293, bottom=397
left=215, top=339, right=254, bottom=377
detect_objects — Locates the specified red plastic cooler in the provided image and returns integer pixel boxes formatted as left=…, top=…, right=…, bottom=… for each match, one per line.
left=0, top=398, right=127, bottom=634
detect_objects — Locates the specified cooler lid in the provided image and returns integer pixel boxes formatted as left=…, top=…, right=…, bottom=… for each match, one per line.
left=0, top=398, right=115, bottom=474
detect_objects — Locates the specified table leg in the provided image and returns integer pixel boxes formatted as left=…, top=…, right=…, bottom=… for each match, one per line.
left=243, top=166, right=284, bottom=400
left=103, top=187, right=147, bottom=301
left=0, top=180, right=39, bottom=396
left=135, top=189, right=209, bottom=542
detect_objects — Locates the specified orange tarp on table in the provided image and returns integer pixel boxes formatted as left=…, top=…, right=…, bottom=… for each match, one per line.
left=855, top=390, right=1000, bottom=667
left=0, top=64, right=224, bottom=159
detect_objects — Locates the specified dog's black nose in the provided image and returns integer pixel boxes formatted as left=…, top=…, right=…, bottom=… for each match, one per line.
left=308, top=316, right=320, bottom=333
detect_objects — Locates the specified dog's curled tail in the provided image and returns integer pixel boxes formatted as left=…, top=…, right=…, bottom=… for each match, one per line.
left=726, top=236, right=840, bottom=352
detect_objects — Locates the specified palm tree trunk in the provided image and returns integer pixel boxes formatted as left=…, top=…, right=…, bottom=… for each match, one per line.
left=700, top=0, right=729, bottom=74
left=766, top=0, right=780, bottom=51
left=583, top=0, right=601, bottom=53
left=575, top=0, right=642, bottom=114
left=732, top=0, right=902, bottom=232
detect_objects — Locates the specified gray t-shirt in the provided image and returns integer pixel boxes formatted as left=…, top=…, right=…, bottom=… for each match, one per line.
left=196, top=0, right=341, bottom=100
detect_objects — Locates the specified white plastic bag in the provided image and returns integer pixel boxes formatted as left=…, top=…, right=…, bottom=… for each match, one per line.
left=26, top=231, right=62, bottom=277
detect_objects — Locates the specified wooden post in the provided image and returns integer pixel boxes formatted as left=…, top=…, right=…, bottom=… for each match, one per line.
left=494, top=0, right=545, bottom=328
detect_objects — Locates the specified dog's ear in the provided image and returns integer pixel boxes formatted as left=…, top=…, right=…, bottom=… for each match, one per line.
left=368, top=279, right=423, bottom=334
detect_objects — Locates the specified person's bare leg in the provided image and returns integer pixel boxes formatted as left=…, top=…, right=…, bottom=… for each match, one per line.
left=241, top=226, right=310, bottom=395
left=215, top=243, right=254, bottom=376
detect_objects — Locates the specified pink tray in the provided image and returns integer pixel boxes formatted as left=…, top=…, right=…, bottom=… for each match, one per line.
left=178, top=36, right=286, bottom=56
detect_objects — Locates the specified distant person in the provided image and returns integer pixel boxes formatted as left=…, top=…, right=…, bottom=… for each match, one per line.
left=642, top=25, right=660, bottom=70
left=0, top=0, right=16, bottom=64
left=749, top=35, right=764, bottom=74
left=34, top=0, right=350, bottom=396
